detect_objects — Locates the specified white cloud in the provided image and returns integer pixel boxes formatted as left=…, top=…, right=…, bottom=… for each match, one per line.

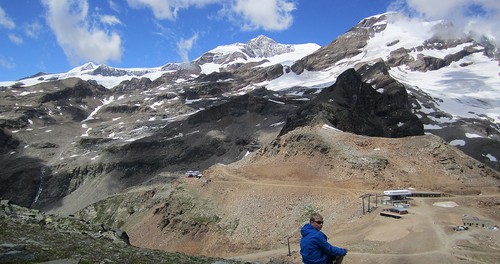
left=108, top=0, right=121, bottom=13
left=127, top=0, right=219, bottom=20
left=152, top=20, right=175, bottom=39
left=8, top=34, right=23, bottom=45
left=100, top=15, right=122, bottom=26
left=404, top=0, right=499, bottom=19
left=24, top=21, right=44, bottom=39
left=230, top=0, right=295, bottom=31
left=0, top=5, right=15, bottom=29
left=126, top=0, right=295, bottom=31
left=42, top=0, right=122, bottom=65
left=0, top=57, right=15, bottom=69
left=177, top=33, right=199, bottom=61
left=126, top=0, right=175, bottom=20
left=390, top=0, right=500, bottom=46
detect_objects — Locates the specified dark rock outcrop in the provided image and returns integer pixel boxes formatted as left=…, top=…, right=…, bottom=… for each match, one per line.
left=39, top=78, right=108, bottom=104
left=0, top=129, right=19, bottom=153
left=113, top=77, right=153, bottom=93
left=280, top=68, right=423, bottom=137
left=0, top=156, right=45, bottom=207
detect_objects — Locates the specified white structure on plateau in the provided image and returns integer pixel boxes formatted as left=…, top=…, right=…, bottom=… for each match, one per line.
left=383, top=189, right=412, bottom=196
left=383, top=189, right=412, bottom=205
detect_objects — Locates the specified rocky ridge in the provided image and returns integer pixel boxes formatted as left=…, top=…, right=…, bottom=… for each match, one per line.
left=0, top=199, right=243, bottom=263
left=74, top=125, right=499, bottom=259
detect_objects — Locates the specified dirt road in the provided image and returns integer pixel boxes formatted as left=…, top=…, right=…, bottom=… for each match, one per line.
left=231, top=196, right=500, bottom=264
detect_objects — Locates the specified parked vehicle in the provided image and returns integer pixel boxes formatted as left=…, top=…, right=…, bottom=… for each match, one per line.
left=452, top=226, right=469, bottom=231
left=185, top=170, right=202, bottom=178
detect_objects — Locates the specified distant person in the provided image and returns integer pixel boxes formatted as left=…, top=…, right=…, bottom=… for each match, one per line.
left=300, top=212, right=347, bottom=264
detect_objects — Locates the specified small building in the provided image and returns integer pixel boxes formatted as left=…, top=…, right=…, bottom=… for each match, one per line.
left=383, top=189, right=411, bottom=205
left=380, top=207, right=408, bottom=219
left=463, top=216, right=495, bottom=229
left=383, top=207, right=408, bottom=215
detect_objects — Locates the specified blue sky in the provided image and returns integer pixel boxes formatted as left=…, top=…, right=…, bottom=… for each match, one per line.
left=0, top=0, right=498, bottom=82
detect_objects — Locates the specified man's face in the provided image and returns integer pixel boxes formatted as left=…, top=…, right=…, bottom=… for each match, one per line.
left=311, top=219, right=323, bottom=231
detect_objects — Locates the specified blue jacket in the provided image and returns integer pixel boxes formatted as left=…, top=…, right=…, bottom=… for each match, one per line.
left=300, top=223, right=347, bottom=264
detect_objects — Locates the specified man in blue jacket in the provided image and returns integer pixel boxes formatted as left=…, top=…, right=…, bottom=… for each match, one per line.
left=300, top=213, right=347, bottom=264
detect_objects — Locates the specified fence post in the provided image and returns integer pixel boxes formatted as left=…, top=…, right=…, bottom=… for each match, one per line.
left=362, top=196, right=365, bottom=215
left=287, top=237, right=291, bottom=256
left=367, top=195, right=371, bottom=213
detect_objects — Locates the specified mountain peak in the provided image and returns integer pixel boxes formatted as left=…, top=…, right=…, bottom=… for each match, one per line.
left=247, top=35, right=276, bottom=46
left=80, top=62, right=98, bottom=71
left=67, top=62, right=99, bottom=74
left=246, top=35, right=294, bottom=58
left=196, top=35, right=311, bottom=66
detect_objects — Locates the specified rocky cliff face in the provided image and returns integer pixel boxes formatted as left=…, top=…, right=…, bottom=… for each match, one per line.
left=280, top=69, right=423, bottom=137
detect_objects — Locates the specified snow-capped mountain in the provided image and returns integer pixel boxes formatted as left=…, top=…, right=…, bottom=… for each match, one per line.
left=289, top=13, right=499, bottom=123
left=195, top=35, right=319, bottom=68
left=0, top=12, right=499, bottom=213
left=1, top=35, right=320, bottom=89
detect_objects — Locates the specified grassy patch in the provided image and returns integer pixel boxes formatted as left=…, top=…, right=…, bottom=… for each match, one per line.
left=302, top=205, right=318, bottom=222
left=190, top=214, right=221, bottom=225
left=220, top=218, right=240, bottom=235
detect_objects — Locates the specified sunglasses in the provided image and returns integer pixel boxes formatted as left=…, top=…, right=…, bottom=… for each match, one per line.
left=314, top=221, right=324, bottom=224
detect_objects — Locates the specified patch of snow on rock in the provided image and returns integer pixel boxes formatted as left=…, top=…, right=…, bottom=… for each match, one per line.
left=322, top=124, right=342, bottom=132
left=450, top=140, right=466, bottom=146
left=465, top=133, right=483, bottom=138
left=483, top=154, right=498, bottom=162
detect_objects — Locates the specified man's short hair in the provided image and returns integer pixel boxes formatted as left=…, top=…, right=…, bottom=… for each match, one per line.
left=310, top=212, right=323, bottom=222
